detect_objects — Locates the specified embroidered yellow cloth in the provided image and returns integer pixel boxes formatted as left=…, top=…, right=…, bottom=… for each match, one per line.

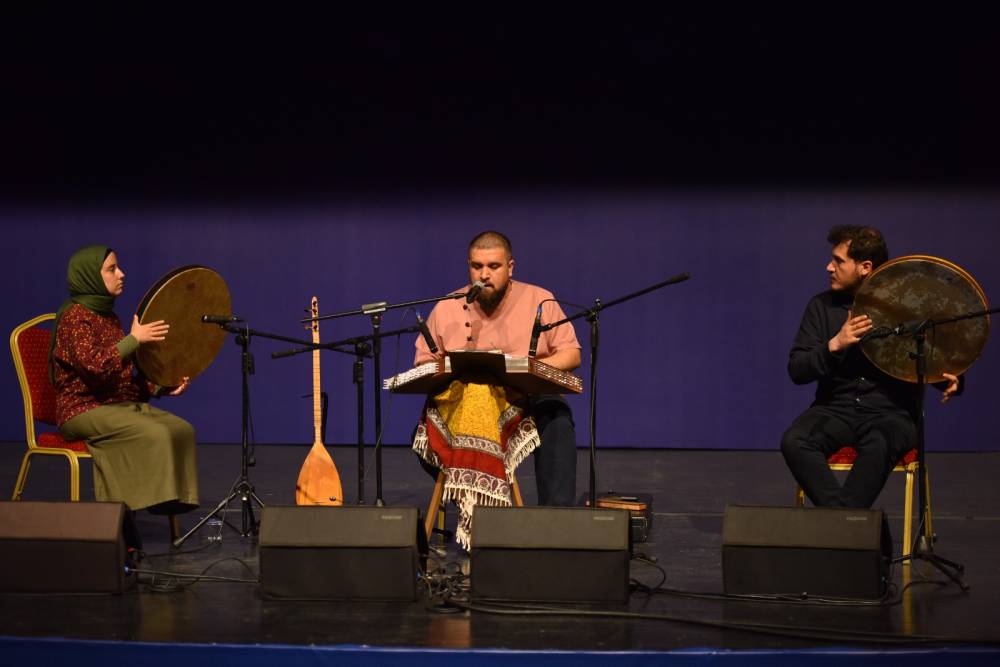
left=412, top=380, right=539, bottom=549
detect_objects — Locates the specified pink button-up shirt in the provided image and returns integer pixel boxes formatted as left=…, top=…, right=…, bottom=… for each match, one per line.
left=414, top=280, right=580, bottom=366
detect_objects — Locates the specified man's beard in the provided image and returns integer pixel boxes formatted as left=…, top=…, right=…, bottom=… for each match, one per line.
left=476, top=281, right=509, bottom=311
left=843, top=273, right=866, bottom=295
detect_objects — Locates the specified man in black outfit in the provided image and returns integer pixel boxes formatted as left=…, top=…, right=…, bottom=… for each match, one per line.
left=781, top=226, right=962, bottom=508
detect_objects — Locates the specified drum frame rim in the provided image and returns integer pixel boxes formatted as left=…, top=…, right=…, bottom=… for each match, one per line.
left=856, top=254, right=990, bottom=383
left=134, top=265, right=231, bottom=386
left=135, top=265, right=219, bottom=322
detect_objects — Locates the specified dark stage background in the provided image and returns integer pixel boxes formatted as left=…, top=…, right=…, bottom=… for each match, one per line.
left=3, top=10, right=998, bottom=451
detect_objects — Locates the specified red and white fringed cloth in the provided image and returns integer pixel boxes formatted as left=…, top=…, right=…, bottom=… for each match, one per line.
left=412, top=380, right=539, bottom=550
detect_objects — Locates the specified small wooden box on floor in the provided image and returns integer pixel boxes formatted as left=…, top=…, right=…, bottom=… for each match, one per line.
left=471, top=506, right=631, bottom=603
left=0, top=501, right=130, bottom=594
left=585, top=491, right=654, bottom=542
left=722, top=505, right=890, bottom=600
left=259, top=505, right=421, bottom=601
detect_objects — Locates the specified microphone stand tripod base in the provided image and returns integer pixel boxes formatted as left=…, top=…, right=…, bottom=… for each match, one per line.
left=173, top=321, right=266, bottom=548
left=172, top=480, right=265, bottom=548
left=897, top=534, right=970, bottom=593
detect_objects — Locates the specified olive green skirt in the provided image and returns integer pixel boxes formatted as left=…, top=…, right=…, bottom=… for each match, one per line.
left=61, top=402, right=199, bottom=513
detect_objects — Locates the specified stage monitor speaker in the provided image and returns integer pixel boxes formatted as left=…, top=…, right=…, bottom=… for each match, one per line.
left=259, top=505, right=421, bottom=600
left=0, top=501, right=129, bottom=594
left=470, top=506, right=631, bottom=603
left=722, top=505, right=890, bottom=600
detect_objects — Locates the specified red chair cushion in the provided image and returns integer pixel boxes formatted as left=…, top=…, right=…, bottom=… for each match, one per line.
left=37, top=431, right=89, bottom=453
left=828, top=446, right=917, bottom=467
left=17, top=326, right=59, bottom=425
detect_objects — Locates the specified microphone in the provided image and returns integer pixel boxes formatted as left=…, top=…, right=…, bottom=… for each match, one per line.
left=465, top=281, right=485, bottom=304
left=201, top=314, right=243, bottom=324
left=893, top=319, right=931, bottom=336
left=860, top=319, right=931, bottom=344
left=859, top=325, right=893, bottom=344
left=528, top=304, right=543, bottom=358
left=415, top=311, right=439, bottom=354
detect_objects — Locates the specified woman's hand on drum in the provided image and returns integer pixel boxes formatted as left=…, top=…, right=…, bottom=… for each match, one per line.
left=131, top=315, right=169, bottom=344
left=167, top=376, right=191, bottom=396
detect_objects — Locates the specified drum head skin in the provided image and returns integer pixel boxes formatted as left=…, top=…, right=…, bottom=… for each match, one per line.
left=855, top=255, right=989, bottom=384
left=135, top=266, right=231, bottom=387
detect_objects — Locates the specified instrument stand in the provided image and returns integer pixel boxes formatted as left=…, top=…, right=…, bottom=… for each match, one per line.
left=174, top=323, right=288, bottom=548
left=283, top=289, right=472, bottom=506
left=891, top=327, right=968, bottom=591
left=369, top=308, right=386, bottom=506
left=586, top=304, right=600, bottom=506
left=352, top=342, right=370, bottom=504
left=537, top=273, right=690, bottom=508
left=273, top=327, right=371, bottom=504
left=868, top=306, right=999, bottom=590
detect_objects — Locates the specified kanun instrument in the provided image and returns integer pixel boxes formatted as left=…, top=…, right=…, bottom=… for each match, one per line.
left=855, top=255, right=990, bottom=383
left=384, top=350, right=583, bottom=395
left=134, top=266, right=230, bottom=387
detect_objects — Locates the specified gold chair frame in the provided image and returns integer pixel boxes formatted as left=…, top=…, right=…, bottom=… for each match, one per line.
left=425, top=470, right=524, bottom=542
left=795, top=452, right=932, bottom=562
left=10, top=313, right=94, bottom=501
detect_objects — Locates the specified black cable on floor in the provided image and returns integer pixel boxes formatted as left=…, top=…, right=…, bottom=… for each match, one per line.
left=629, top=553, right=951, bottom=608
left=447, top=598, right=1000, bottom=646
left=134, top=557, right=259, bottom=593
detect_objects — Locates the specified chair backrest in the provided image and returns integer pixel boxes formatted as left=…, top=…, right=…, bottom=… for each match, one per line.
left=10, top=314, right=59, bottom=436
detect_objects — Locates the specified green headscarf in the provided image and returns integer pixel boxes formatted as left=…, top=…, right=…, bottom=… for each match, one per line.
left=49, top=245, right=117, bottom=382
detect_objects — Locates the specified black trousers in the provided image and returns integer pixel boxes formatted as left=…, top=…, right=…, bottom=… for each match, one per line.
left=416, top=394, right=577, bottom=507
left=780, top=404, right=916, bottom=508
left=530, top=395, right=577, bottom=507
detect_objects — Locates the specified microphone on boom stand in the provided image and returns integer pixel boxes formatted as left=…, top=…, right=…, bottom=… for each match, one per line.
left=528, top=304, right=543, bottom=358
left=416, top=311, right=439, bottom=354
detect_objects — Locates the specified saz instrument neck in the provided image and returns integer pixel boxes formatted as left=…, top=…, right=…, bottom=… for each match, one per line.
left=311, top=296, right=322, bottom=446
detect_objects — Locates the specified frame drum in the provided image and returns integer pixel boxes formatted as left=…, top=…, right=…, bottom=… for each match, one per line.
left=855, top=255, right=990, bottom=384
left=134, top=266, right=231, bottom=387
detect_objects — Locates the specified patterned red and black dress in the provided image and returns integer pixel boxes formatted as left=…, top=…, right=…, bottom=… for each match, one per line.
left=54, top=304, right=199, bottom=512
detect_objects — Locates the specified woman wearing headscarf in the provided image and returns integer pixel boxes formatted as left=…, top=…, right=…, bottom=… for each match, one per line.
left=50, top=245, right=199, bottom=547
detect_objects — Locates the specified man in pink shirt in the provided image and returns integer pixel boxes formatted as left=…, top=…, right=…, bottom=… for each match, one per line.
left=415, top=231, right=581, bottom=505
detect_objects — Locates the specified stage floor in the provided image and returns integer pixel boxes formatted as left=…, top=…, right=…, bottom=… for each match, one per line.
left=1, top=443, right=999, bottom=654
